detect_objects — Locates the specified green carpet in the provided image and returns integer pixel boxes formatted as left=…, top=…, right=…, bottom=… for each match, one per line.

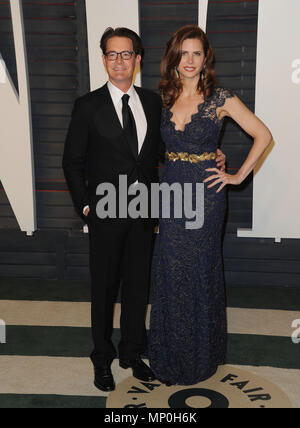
left=0, top=279, right=299, bottom=408
left=0, top=394, right=107, bottom=409
left=0, top=327, right=299, bottom=370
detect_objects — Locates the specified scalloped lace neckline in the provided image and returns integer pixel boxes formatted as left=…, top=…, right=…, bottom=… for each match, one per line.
left=168, top=100, right=206, bottom=133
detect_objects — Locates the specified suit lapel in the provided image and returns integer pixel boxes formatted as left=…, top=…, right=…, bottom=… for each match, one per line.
left=103, top=84, right=139, bottom=159
left=135, top=86, right=152, bottom=159
left=93, top=84, right=125, bottom=139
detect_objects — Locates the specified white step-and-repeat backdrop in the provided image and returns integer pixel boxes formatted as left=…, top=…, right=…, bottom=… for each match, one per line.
left=237, top=0, right=300, bottom=240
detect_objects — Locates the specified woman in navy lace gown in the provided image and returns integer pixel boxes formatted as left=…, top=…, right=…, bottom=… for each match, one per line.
left=148, top=25, right=272, bottom=386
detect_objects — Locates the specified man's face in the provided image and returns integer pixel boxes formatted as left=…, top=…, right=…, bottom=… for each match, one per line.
left=102, top=36, right=141, bottom=87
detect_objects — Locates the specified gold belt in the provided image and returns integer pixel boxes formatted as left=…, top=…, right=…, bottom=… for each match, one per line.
left=165, top=151, right=216, bottom=164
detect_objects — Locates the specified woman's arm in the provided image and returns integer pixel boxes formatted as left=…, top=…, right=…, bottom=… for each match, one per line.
left=204, top=95, right=273, bottom=192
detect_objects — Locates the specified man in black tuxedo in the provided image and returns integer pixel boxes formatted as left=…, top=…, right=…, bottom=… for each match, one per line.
left=63, top=28, right=162, bottom=392
left=63, top=27, right=225, bottom=392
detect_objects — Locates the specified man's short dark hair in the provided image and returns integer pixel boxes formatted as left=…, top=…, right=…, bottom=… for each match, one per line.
left=100, top=27, right=143, bottom=56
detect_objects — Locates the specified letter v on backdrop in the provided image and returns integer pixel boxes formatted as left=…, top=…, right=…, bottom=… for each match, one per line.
left=0, top=0, right=36, bottom=235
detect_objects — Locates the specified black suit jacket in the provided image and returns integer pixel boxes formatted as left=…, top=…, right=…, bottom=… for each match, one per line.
left=62, top=84, right=164, bottom=221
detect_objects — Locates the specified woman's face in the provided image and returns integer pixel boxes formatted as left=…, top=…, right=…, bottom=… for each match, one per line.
left=177, top=38, right=206, bottom=81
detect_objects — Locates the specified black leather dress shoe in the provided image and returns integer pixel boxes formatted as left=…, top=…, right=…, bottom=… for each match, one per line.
left=119, top=357, right=156, bottom=382
left=94, top=365, right=115, bottom=392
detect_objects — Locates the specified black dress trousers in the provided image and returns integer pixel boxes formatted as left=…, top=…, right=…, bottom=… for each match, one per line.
left=88, top=213, right=154, bottom=367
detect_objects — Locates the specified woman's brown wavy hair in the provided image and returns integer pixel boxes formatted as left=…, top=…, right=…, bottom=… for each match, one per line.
left=159, top=25, right=218, bottom=109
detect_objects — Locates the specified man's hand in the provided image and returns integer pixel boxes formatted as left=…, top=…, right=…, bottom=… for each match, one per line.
left=83, top=207, right=90, bottom=217
left=215, top=149, right=226, bottom=172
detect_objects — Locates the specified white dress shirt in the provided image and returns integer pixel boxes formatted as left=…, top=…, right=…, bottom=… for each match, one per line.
left=83, top=81, right=147, bottom=214
left=107, top=80, right=147, bottom=153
